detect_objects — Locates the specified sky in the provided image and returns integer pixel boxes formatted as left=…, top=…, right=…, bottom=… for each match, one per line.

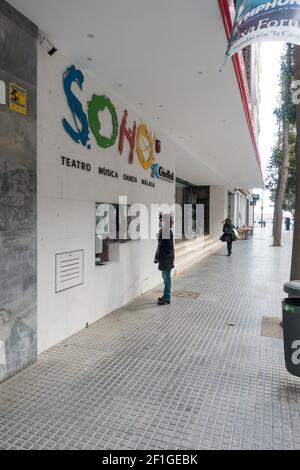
left=254, top=41, right=284, bottom=220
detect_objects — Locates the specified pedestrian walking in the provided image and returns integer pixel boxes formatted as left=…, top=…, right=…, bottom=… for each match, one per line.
left=220, top=217, right=237, bottom=256
left=154, top=213, right=175, bottom=305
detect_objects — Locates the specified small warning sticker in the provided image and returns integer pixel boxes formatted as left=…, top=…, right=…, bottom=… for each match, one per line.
left=9, top=83, right=27, bottom=115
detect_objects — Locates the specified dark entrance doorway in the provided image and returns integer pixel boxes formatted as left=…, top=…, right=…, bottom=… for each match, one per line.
left=176, top=179, right=210, bottom=239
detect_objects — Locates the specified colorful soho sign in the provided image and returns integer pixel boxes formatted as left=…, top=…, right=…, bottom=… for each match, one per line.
left=62, top=65, right=159, bottom=171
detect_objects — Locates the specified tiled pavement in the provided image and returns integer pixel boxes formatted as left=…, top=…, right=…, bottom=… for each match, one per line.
left=1, top=228, right=300, bottom=450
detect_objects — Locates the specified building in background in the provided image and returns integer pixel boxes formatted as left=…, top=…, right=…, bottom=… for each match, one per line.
left=243, top=44, right=261, bottom=142
left=0, top=0, right=263, bottom=382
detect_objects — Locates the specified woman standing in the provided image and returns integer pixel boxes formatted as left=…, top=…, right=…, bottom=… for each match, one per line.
left=222, top=218, right=236, bottom=257
left=154, top=214, right=175, bottom=305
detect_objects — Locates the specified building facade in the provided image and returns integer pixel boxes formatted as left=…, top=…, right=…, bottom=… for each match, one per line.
left=0, top=0, right=262, bottom=382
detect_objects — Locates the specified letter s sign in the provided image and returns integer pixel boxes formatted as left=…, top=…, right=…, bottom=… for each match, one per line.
left=291, top=340, right=300, bottom=366
left=62, top=65, right=90, bottom=148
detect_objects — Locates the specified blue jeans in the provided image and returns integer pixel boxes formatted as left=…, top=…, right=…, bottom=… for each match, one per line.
left=162, top=270, right=172, bottom=301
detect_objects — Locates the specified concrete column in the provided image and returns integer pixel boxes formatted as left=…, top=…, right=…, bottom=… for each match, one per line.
left=0, top=1, right=37, bottom=382
left=239, top=195, right=243, bottom=227
left=249, top=202, right=254, bottom=226
left=234, top=193, right=238, bottom=227
left=210, top=186, right=228, bottom=239
left=241, top=197, right=245, bottom=226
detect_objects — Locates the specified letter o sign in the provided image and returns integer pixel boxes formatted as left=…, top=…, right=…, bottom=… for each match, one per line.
left=88, top=94, right=119, bottom=149
left=136, top=124, right=155, bottom=170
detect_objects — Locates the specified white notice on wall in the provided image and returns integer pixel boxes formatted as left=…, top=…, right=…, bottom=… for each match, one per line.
left=0, top=80, right=6, bottom=104
left=55, top=250, right=84, bottom=293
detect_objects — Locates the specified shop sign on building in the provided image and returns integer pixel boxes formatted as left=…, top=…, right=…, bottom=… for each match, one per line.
left=250, top=194, right=260, bottom=206
left=62, top=65, right=169, bottom=180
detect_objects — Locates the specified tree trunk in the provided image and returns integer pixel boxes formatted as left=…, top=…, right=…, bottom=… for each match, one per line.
left=273, top=119, right=290, bottom=245
left=291, top=45, right=300, bottom=280
left=273, top=44, right=292, bottom=247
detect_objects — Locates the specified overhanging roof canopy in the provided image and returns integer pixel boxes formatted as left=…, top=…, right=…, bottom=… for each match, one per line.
left=8, top=0, right=263, bottom=188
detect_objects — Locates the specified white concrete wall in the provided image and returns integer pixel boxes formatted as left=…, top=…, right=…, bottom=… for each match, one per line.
left=249, top=202, right=254, bottom=226
left=37, top=47, right=178, bottom=353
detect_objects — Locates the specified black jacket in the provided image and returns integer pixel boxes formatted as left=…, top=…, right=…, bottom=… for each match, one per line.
left=155, top=229, right=175, bottom=271
left=222, top=223, right=235, bottom=242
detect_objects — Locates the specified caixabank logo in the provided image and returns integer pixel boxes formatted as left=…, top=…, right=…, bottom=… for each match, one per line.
left=151, top=162, right=175, bottom=183
left=62, top=65, right=174, bottom=182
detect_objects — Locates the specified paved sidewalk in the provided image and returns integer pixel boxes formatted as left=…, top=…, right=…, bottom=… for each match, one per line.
left=1, top=229, right=300, bottom=450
